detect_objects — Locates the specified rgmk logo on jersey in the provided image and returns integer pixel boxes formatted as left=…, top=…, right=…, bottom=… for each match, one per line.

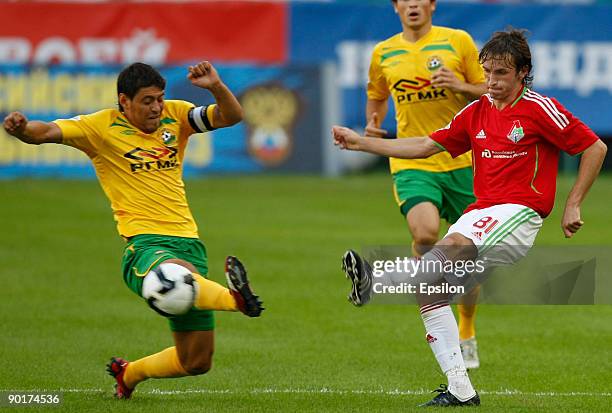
left=392, top=77, right=447, bottom=104
left=507, top=121, right=525, bottom=143
left=123, top=146, right=179, bottom=173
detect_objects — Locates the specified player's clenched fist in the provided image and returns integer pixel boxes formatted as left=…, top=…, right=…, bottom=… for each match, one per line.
left=187, top=61, right=221, bottom=90
left=561, top=205, right=584, bottom=238
left=332, top=126, right=362, bottom=151
left=3, top=111, right=28, bottom=136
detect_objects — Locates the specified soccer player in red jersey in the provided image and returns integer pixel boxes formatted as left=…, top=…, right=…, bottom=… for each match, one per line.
left=335, top=29, right=607, bottom=407
left=365, top=0, right=487, bottom=368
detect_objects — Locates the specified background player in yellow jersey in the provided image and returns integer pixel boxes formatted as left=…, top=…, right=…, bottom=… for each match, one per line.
left=3, top=61, right=263, bottom=399
left=364, top=0, right=487, bottom=368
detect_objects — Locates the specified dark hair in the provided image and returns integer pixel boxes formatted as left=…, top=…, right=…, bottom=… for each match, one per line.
left=479, top=28, right=533, bottom=87
left=116, top=62, right=166, bottom=112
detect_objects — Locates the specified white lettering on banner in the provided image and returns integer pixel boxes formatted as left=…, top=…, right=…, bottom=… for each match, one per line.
left=577, top=43, right=612, bottom=96
left=34, top=37, right=77, bottom=64
left=534, top=42, right=612, bottom=96
left=336, top=41, right=377, bottom=88
left=0, top=38, right=30, bottom=62
left=0, top=29, right=169, bottom=65
left=337, top=40, right=612, bottom=96
left=120, top=29, right=169, bottom=64
left=79, top=39, right=119, bottom=64
left=532, top=42, right=578, bottom=89
left=0, top=69, right=117, bottom=113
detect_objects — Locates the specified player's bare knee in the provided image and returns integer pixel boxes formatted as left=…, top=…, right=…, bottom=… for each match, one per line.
left=162, top=258, right=198, bottom=274
left=412, top=233, right=439, bottom=253
left=185, top=362, right=212, bottom=376
left=437, top=233, right=478, bottom=260
left=183, top=355, right=213, bottom=376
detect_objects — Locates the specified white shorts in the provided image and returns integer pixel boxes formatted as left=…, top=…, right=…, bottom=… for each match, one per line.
left=445, top=203, right=543, bottom=266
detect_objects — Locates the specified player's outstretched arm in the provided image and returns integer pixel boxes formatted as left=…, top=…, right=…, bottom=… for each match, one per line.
left=187, top=61, right=243, bottom=128
left=332, top=126, right=441, bottom=159
left=561, top=139, right=607, bottom=238
left=3, top=112, right=62, bottom=145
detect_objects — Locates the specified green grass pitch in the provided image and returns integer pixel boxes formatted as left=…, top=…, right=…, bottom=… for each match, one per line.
left=1, top=174, right=611, bottom=412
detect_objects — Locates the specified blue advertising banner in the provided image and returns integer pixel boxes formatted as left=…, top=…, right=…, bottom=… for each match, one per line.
left=1, top=3, right=611, bottom=178
left=0, top=65, right=323, bottom=178
left=290, top=3, right=612, bottom=135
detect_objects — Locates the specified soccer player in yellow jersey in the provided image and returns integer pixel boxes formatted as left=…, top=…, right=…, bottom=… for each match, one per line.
left=3, top=61, right=263, bottom=399
left=364, top=0, right=487, bottom=368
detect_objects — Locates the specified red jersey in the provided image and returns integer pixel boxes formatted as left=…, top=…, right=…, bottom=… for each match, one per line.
left=430, top=88, right=599, bottom=217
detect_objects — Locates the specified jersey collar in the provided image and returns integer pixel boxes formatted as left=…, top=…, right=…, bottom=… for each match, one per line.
left=116, top=110, right=163, bottom=136
left=510, top=86, right=528, bottom=108
left=490, top=86, right=528, bottom=112
left=400, top=26, right=438, bottom=47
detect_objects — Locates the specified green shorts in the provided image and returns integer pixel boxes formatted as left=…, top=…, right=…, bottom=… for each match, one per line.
left=393, top=168, right=475, bottom=224
left=121, top=234, right=214, bottom=332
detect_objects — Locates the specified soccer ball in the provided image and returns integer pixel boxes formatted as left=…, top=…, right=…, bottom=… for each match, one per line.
left=142, top=263, right=198, bottom=317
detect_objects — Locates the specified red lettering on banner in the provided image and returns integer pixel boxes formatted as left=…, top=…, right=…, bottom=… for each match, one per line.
left=0, top=2, right=287, bottom=65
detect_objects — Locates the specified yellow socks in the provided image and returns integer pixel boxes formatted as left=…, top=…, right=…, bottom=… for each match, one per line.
left=193, top=273, right=237, bottom=311
left=457, top=286, right=480, bottom=340
left=123, top=347, right=188, bottom=389
left=121, top=274, right=237, bottom=390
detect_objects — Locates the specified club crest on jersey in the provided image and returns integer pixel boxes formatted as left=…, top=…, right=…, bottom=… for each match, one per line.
left=426, top=55, right=443, bottom=71
left=507, top=120, right=525, bottom=143
left=161, top=129, right=177, bottom=145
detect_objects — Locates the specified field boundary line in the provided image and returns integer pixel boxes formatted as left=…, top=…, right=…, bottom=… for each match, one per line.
left=2, top=388, right=611, bottom=397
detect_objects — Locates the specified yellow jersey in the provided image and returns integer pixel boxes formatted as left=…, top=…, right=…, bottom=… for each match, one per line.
left=54, top=100, right=217, bottom=238
left=368, top=26, right=485, bottom=173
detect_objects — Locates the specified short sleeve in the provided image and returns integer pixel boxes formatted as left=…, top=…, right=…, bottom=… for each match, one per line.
left=367, top=45, right=390, bottom=101
left=456, top=30, right=485, bottom=85
left=54, top=112, right=103, bottom=158
left=527, top=95, right=599, bottom=155
left=429, top=101, right=476, bottom=158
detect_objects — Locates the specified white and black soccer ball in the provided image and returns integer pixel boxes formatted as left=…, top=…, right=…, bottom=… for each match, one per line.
left=142, top=263, right=198, bottom=317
